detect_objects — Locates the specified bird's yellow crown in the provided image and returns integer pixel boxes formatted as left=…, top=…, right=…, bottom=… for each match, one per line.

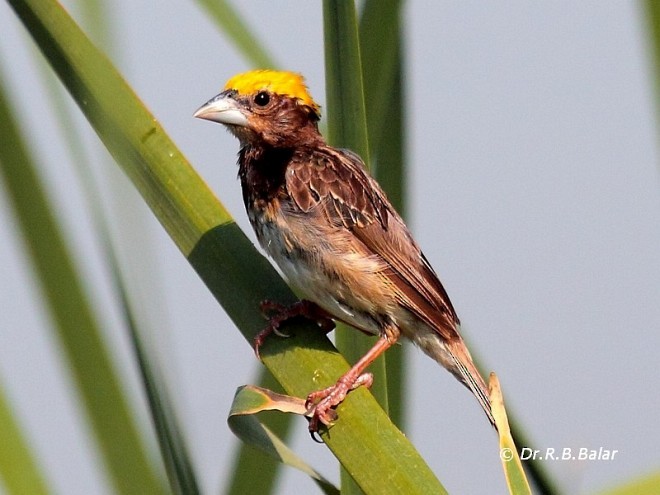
left=224, top=70, right=320, bottom=114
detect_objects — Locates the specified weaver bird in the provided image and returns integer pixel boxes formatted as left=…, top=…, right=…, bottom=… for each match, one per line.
left=194, top=69, right=495, bottom=433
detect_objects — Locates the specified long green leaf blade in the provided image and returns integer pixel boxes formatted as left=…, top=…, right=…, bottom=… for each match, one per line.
left=0, top=383, right=50, bottom=495
left=596, top=471, right=660, bottom=495
left=194, top=0, right=275, bottom=68
left=490, top=374, right=531, bottom=495
left=0, top=68, right=51, bottom=495
left=122, top=292, right=201, bottom=495
left=358, top=0, right=407, bottom=429
left=0, top=59, right=165, bottom=495
left=645, top=0, right=660, bottom=124
left=29, top=4, right=200, bottom=491
left=323, top=1, right=370, bottom=161
left=7, top=0, right=231, bottom=254
left=359, top=0, right=402, bottom=158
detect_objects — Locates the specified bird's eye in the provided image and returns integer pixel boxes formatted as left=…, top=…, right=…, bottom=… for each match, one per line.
left=254, top=91, right=270, bottom=106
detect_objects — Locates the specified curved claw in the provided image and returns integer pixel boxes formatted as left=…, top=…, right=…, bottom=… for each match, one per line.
left=254, top=327, right=288, bottom=360
left=271, top=326, right=290, bottom=338
left=306, top=372, right=374, bottom=435
left=309, top=431, right=323, bottom=443
left=308, top=421, right=326, bottom=443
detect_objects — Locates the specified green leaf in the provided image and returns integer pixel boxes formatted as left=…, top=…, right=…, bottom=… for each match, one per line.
left=465, top=343, right=558, bottom=494
left=323, top=0, right=370, bottom=162
left=490, top=374, right=531, bottom=495
left=7, top=0, right=233, bottom=254
left=31, top=5, right=200, bottom=492
left=595, top=471, right=660, bottom=495
left=229, top=385, right=307, bottom=417
left=194, top=0, right=276, bottom=68
left=224, top=370, right=292, bottom=495
left=508, top=418, right=561, bottom=494
left=358, top=0, right=407, bottom=429
left=228, top=386, right=339, bottom=495
left=359, top=0, right=402, bottom=159
left=644, top=2, right=660, bottom=115
left=0, top=55, right=165, bottom=495
left=0, top=381, right=50, bottom=495
left=5, top=0, right=447, bottom=492
left=125, top=302, right=201, bottom=495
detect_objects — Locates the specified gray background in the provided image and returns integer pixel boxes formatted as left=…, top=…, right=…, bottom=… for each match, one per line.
left=0, top=1, right=658, bottom=494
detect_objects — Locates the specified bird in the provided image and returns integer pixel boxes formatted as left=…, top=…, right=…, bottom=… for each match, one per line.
left=194, top=69, right=495, bottom=433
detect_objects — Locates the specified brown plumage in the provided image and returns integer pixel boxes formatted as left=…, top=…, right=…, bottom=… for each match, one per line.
left=195, top=70, right=495, bottom=433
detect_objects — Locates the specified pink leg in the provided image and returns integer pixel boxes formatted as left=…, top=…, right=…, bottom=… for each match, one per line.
left=254, top=299, right=335, bottom=359
left=306, top=335, right=397, bottom=435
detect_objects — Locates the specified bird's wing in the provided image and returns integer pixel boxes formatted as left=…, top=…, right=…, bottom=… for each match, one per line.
left=287, top=146, right=460, bottom=341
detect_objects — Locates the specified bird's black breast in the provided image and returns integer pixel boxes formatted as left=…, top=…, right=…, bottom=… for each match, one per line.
left=238, top=146, right=294, bottom=210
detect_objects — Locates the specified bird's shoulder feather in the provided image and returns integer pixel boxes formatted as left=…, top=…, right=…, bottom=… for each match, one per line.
left=287, top=146, right=389, bottom=229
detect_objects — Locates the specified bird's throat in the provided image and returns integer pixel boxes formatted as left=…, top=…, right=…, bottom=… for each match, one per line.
left=238, top=145, right=294, bottom=205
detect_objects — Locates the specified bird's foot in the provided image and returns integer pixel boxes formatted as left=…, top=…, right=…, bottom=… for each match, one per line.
left=254, top=299, right=335, bottom=359
left=305, top=371, right=373, bottom=439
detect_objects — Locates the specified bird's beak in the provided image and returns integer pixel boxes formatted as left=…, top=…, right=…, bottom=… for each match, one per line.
left=193, top=92, right=248, bottom=126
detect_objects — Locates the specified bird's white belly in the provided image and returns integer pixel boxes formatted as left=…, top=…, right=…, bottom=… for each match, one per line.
left=253, top=215, right=384, bottom=335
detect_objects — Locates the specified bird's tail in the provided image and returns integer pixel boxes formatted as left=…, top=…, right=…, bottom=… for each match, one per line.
left=446, top=339, right=497, bottom=430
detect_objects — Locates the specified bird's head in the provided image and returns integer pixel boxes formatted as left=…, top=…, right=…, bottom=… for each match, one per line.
left=194, top=69, right=322, bottom=148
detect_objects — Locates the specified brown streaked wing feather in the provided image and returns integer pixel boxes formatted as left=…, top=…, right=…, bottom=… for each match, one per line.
left=288, top=147, right=388, bottom=228
left=353, top=219, right=460, bottom=341
left=287, top=146, right=460, bottom=341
